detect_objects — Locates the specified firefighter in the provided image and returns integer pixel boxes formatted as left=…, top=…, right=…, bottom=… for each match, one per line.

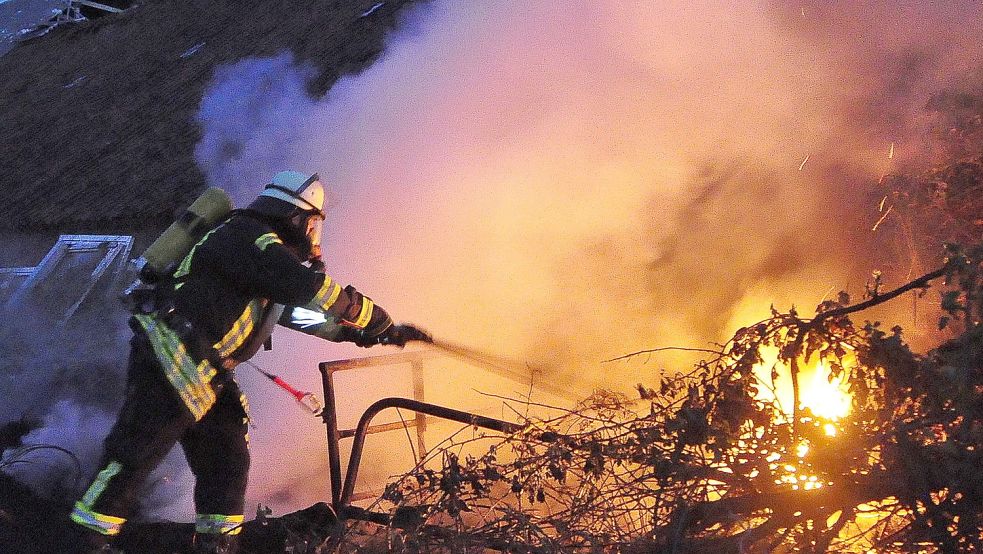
left=69, top=171, right=430, bottom=553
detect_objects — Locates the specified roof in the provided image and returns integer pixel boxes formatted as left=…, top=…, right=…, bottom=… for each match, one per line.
left=0, top=0, right=420, bottom=232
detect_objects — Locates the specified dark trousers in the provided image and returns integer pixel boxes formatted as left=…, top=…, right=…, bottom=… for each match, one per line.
left=83, top=333, right=250, bottom=526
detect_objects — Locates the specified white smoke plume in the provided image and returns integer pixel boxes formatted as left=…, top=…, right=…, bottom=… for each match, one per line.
left=1, top=400, right=113, bottom=497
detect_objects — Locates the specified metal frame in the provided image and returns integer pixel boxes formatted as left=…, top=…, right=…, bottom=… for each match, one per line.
left=73, top=1, right=124, bottom=13
left=318, top=355, right=525, bottom=512
left=15, top=0, right=124, bottom=43
left=0, top=267, right=36, bottom=304
left=3, top=234, right=132, bottom=323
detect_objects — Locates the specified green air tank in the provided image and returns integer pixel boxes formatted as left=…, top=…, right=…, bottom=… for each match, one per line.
left=138, top=187, right=233, bottom=282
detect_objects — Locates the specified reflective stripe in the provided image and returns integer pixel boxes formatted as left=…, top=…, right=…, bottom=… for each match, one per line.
left=351, top=297, right=374, bottom=329
left=134, top=314, right=217, bottom=421
left=71, top=502, right=126, bottom=536
left=254, top=232, right=283, bottom=251
left=195, top=513, right=245, bottom=536
left=240, top=391, right=251, bottom=446
left=309, top=277, right=342, bottom=312
left=174, top=224, right=223, bottom=279
left=213, top=299, right=267, bottom=358
left=81, top=461, right=122, bottom=506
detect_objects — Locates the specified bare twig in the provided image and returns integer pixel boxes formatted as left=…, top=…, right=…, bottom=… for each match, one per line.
left=602, top=346, right=723, bottom=364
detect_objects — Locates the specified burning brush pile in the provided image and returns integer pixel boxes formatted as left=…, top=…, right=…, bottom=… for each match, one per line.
left=343, top=250, right=982, bottom=553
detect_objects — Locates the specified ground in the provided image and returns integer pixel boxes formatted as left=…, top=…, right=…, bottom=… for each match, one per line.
left=0, top=0, right=422, bottom=233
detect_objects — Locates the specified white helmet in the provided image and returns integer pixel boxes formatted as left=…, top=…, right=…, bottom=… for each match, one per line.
left=260, top=171, right=325, bottom=215
left=251, top=171, right=326, bottom=261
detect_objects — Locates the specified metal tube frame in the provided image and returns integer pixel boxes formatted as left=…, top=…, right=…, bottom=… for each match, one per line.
left=318, top=361, right=344, bottom=507
left=318, top=360, right=523, bottom=512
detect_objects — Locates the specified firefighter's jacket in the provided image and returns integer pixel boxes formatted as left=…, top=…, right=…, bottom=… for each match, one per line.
left=132, top=212, right=392, bottom=420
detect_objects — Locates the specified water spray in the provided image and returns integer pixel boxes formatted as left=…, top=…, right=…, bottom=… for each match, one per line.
left=426, top=338, right=578, bottom=401
left=428, top=339, right=530, bottom=376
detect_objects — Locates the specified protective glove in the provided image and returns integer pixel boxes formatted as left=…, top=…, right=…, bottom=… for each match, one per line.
left=339, top=327, right=378, bottom=348
left=377, top=324, right=434, bottom=347
left=340, top=324, right=432, bottom=348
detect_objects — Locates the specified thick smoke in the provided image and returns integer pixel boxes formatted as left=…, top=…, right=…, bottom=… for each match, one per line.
left=0, top=300, right=195, bottom=520
left=196, top=0, right=983, bottom=384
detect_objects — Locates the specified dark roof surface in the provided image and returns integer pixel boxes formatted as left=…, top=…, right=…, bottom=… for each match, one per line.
left=0, top=0, right=421, bottom=232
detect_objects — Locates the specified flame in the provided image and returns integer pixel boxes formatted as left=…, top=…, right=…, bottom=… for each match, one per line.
left=753, top=356, right=852, bottom=495
left=763, top=360, right=854, bottom=499
left=800, top=361, right=852, bottom=421
left=753, top=352, right=852, bottom=422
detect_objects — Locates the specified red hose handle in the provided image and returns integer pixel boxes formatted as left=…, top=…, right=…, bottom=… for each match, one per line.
left=272, top=376, right=304, bottom=401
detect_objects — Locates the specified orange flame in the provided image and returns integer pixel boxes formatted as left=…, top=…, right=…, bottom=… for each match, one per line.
left=800, top=361, right=851, bottom=421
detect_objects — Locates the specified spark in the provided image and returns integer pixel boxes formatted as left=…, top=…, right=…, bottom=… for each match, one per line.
left=878, top=195, right=888, bottom=212
left=798, top=154, right=810, bottom=171
left=818, top=285, right=836, bottom=303
left=888, top=142, right=895, bottom=159
left=871, top=205, right=893, bottom=232
left=290, top=307, right=327, bottom=328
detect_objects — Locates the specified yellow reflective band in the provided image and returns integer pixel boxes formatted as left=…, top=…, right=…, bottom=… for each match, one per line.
left=195, top=513, right=245, bottom=535
left=134, top=314, right=217, bottom=421
left=81, top=461, right=122, bottom=506
left=254, top=232, right=283, bottom=251
left=352, top=297, right=374, bottom=329
left=310, top=277, right=342, bottom=312
left=174, top=224, right=223, bottom=279
left=213, top=299, right=266, bottom=358
left=152, top=319, right=214, bottom=418
left=71, top=502, right=126, bottom=536
left=239, top=391, right=251, bottom=446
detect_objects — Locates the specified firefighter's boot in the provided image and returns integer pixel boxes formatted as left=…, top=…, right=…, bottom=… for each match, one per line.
left=65, top=518, right=119, bottom=554
left=87, top=545, right=125, bottom=554
left=192, top=532, right=240, bottom=554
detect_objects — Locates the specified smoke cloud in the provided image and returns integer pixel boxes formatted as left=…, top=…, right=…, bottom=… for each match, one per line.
left=7, top=0, right=980, bottom=526
left=0, top=302, right=196, bottom=520
left=197, top=0, right=983, bottom=383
